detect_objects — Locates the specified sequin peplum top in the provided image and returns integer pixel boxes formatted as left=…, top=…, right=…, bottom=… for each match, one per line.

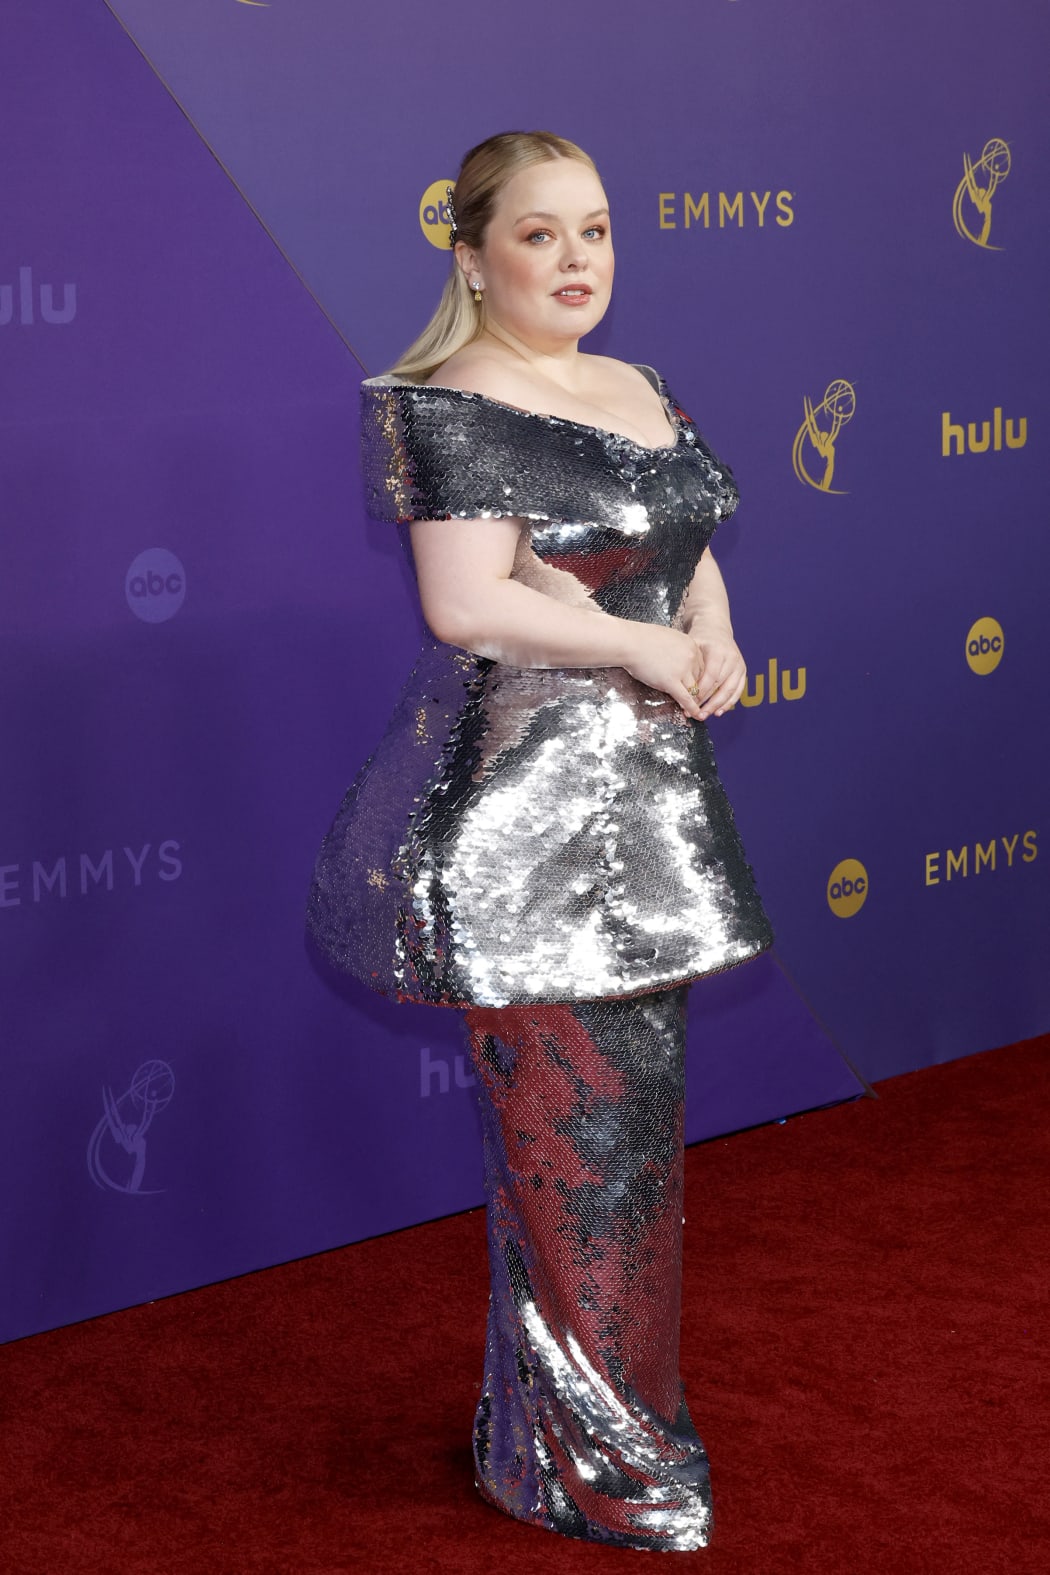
left=307, top=368, right=773, bottom=1007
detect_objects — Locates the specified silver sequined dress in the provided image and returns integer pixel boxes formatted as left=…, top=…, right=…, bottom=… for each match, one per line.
left=307, top=368, right=773, bottom=1006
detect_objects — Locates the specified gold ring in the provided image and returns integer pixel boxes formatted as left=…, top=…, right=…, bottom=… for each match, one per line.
left=687, top=682, right=701, bottom=698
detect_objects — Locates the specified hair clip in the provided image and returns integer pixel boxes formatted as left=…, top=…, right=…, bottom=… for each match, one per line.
left=446, top=185, right=458, bottom=247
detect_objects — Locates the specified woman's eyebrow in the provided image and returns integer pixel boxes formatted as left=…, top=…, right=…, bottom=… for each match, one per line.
left=514, top=207, right=611, bottom=224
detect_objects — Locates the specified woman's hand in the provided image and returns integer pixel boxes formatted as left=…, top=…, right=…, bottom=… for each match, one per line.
left=689, top=630, right=747, bottom=719
left=675, top=549, right=745, bottom=717
left=621, top=626, right=706, bottom=719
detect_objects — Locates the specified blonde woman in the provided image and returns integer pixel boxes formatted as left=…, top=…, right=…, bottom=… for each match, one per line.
left=309, top=131, right=772, bottom=1551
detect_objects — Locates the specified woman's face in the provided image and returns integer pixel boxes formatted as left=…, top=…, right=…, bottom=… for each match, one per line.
left=464, top=157, right=613, bottom=350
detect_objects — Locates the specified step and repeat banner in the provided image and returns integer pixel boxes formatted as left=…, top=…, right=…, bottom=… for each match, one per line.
left=2, top=0, right=1047, bottom=1341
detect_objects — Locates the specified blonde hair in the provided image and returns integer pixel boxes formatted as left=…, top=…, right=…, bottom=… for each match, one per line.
left=388, top=131, right=600, bottom=383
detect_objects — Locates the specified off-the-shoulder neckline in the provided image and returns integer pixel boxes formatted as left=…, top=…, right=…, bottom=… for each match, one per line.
left=364, top=368, right=684, bottom=456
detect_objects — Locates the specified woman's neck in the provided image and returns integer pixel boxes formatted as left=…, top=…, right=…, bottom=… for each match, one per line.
left=478, top=323, right=585, bottom=387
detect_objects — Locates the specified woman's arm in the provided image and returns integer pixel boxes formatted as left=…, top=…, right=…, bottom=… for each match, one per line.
left=676, top=548, right=747, bottom=718
left=409, top=516, right=708, bottom=720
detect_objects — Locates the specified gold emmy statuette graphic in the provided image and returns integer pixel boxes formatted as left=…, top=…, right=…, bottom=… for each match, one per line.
left=792, top=379, right=856, bottom=494
left=952, top=138, right=1011, bottom=249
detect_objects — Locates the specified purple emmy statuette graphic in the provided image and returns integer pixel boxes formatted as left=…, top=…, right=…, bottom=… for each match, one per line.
left=87, top=1060, right=176, bottom=1195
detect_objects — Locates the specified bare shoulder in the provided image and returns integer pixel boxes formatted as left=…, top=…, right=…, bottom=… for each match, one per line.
left=580, top=353, right=662, bottom=395
left=425, top=346, right=533, bottom=403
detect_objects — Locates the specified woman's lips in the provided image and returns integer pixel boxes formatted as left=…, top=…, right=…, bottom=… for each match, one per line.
left=552, top=285, right=593, bottom=306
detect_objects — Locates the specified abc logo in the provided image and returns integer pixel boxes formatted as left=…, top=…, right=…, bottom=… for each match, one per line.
left=826, top=858, right=869, bottom=918
left=125, top=548, right=186, bottom=623
left=965, top=616, right=1004, bottom=675
left=419, top=179, right=456, bottom=250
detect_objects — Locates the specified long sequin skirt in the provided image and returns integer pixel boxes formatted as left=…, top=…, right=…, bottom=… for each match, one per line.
left=462, top=987, right=713, bottom=1550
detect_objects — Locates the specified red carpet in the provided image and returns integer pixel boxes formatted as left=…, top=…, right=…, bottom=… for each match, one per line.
left=3, top=1037, right=1047, bottom=1574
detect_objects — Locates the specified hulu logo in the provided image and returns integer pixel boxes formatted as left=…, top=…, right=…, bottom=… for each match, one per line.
left=0, top=266, right=76, bottom=326
left=941, top=407, right=1026, bottom=456
left=740, top=658, right=806, bottom=708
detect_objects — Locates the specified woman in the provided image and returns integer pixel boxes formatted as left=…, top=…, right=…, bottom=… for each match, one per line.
left=308, top=131, right=773, bottom=1551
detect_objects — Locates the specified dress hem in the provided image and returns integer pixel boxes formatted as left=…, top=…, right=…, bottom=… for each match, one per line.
left=345, top=933, right=776, bottom=1011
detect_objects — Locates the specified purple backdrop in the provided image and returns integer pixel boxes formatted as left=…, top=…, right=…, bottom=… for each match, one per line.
left=2, top=0, right=1047, bottom=1343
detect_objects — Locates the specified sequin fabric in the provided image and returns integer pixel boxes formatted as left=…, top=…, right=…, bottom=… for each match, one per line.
left=464, top=987, right=712, bottom=1550
left=306, top=369, right=773, bottom=1006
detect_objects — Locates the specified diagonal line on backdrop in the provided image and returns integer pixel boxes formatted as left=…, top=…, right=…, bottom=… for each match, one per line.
left=770, top=950, right=877, bottom=1099
left=100, top=0, right=371, bottom=377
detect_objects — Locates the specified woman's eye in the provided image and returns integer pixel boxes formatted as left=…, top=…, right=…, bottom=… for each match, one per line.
left=526, top=230, right=551, bottom=244
left=583, top=226, right=606, bottom=240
